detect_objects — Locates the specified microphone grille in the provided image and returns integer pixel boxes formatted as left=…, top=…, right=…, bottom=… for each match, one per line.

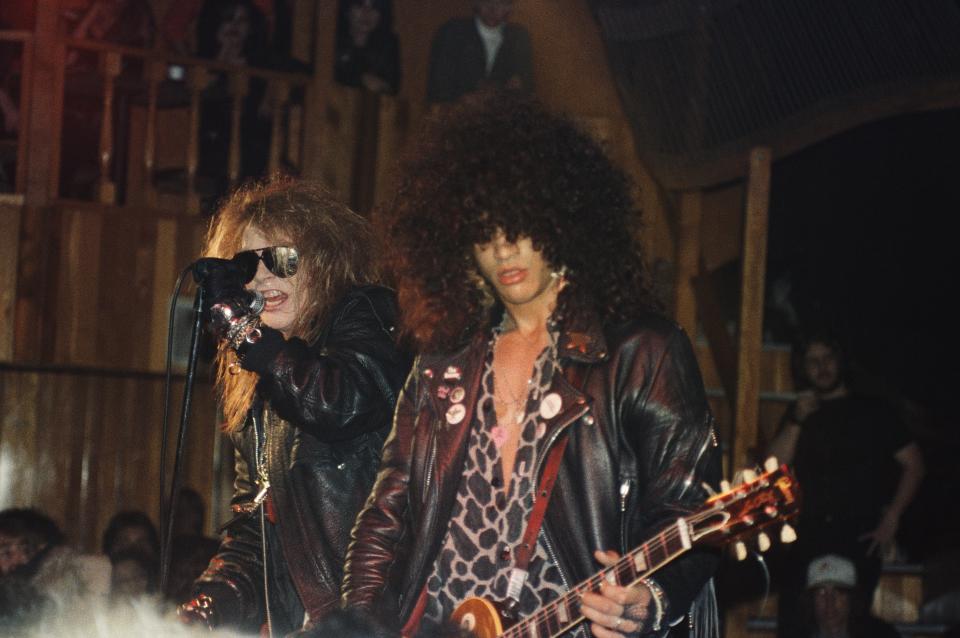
left=247, top=291, right=266, bottom=316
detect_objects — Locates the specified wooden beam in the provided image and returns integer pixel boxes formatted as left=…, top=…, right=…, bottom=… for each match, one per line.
left=732, top=147, right=771, bottom=471
left=23, top=0, right=65, bottom=206
left=674, top=191, right=702, bottom=336
left=0, top=196, right=24, bottom=362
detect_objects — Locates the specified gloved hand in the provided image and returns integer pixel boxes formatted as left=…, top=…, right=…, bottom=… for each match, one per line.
left=200, top=260, right=261, bottom=343
left=177, top=593, right=220, bottom=629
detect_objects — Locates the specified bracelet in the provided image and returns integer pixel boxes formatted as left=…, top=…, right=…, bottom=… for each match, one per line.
left=638, top=577, right=666, bottom=632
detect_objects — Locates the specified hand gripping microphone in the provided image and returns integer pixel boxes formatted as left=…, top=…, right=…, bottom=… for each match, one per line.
left=192, top=258, right=265, bottom=317
left=192, top=258, right=265, bottom=349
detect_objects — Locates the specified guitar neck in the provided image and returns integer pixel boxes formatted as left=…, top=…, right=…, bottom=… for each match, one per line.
left=502, top=519, right=692, bottom=638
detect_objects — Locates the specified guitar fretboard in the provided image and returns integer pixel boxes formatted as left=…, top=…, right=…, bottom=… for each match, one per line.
left=502, top=519, right=691, bottom=638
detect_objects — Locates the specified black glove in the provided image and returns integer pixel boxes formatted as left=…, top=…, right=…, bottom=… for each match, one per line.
left=177, top=593, right=220, bottom=629
left=197, top=259, right=262, bottom=342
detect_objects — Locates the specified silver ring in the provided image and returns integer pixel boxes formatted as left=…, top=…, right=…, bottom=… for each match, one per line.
left=614, top=617, right=623, bottom=630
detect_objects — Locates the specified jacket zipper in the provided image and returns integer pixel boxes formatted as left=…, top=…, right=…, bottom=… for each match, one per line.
left=619, top=478, right=632, bottom=555
left=253, top=413, right=274, bottom=637
left=421, top=424, right=438, bottom=505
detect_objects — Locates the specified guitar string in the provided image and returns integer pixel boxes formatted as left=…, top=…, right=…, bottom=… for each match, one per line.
left=500, top=490, right=776, bottom=638
left=501, top=525, right=689, bottom=638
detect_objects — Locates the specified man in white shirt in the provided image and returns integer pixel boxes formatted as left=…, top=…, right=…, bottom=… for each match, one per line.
left=427, top=0, right=534, bottom=104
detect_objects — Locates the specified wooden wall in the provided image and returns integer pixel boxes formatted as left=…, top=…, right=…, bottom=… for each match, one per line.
left=0, top=199, right=227, bottom=550
left=0, top=367, right=222, bottom=551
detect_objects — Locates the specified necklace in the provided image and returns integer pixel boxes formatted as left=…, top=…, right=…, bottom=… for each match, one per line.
left=491, top=321, right=553, bottom=427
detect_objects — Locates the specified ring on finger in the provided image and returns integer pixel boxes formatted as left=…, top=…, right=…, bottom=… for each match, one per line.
left=614, top=617, right=623, bottom=630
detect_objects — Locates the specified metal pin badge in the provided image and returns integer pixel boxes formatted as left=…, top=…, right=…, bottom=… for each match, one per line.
left=449, top=386, right=466, bottom=403
left=437, top=385, right=451, bottom=400
left=539, top=392, right=563, bottom=419
left=423, top=368, right=434, bottom=379
left=443, top=366, right=462, bottom=381
left=446, top=403, right=466, bottom=425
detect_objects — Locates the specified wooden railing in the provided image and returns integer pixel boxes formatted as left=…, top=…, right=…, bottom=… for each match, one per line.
left=0, top=30, right=33, bottom=195
left=2, top=30, right=314, bottom=212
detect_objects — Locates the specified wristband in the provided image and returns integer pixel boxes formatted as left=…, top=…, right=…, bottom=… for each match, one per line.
left=638, top=577, right=666, bottom=632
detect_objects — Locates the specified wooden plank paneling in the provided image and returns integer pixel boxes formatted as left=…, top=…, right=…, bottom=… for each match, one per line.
left=0, top=197, right=23, bottom=362
left=12, top=203, right=207, bottom=371
left=0, top=367, right=221, bottom=551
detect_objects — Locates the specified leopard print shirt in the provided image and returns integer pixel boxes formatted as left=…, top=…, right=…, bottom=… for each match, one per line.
left=423, top=328, right=568, bottom=630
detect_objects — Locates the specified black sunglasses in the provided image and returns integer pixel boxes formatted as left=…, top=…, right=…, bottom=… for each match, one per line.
left=233, top=246, right=300, bottom=282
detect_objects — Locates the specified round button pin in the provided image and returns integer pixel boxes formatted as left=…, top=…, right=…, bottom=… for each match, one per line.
left=446, top=403, right=466, bottom=425
left=449, top=386, right=466, bottom=403
left=539, top=392, right=562, bottom=419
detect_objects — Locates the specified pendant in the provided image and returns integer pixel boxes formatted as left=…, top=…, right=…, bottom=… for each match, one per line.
left=491, top=425, right=508, bottom=449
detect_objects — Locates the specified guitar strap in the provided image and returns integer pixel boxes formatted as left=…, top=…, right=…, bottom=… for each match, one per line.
left=505, top=362, right=587, bottom=604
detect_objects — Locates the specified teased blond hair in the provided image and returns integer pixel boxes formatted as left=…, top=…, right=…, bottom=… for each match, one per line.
left=203, top=178, right=379, bottom=431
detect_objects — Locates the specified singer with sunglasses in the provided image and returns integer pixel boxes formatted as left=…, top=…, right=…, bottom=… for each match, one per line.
left=178, top=179, right=410, bottom=635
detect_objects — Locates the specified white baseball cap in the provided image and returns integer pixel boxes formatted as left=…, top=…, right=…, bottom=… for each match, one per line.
left=806, top=554, right=856, bottom=589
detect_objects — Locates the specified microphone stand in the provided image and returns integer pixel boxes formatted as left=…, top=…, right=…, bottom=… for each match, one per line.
left=159, top=284, right=205, bottom=595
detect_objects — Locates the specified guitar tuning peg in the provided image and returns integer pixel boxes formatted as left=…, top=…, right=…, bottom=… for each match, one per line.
left=764, top=456, right=779, bottom=473
left=741, top=469, right=757, bottom=483
left=734, top=541, right=748, bottom=561
left=780, top=523, right=797, bottom=544
left=757, top=531, right=771, bottom=552
left=701, top=482, right=717, bottom=497
left=720, top=480, right=732, bottom=493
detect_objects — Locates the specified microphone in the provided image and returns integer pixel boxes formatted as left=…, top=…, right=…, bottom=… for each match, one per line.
left=190, top=257, right=265, bottom=321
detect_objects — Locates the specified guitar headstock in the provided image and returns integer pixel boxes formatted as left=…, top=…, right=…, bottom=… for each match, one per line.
left=686, top=457, right=800, bottom=558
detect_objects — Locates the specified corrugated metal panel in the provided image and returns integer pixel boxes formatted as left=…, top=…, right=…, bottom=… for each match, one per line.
left=589, top=0, right=960, bottom=187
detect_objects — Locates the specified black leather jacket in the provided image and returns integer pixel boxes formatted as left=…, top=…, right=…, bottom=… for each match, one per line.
left=195, top=285, right=410, bottom=634
left=342, top=310, right=721, bottom=635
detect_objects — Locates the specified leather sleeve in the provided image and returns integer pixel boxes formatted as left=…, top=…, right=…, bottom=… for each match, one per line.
left=241, top=289, right=407, bottom=443
left=341, top=362, right=421, bottom=616
left=193, top=439, right=265, bottom=629
left=626, top=323, right=722, bottom=618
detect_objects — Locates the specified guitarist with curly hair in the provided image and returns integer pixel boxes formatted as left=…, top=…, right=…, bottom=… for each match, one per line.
left=342, top=94, right=722, bottom=638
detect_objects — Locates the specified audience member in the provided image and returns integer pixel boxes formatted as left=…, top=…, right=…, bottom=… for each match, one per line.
left=109, top=547, right=158, bottom=602
left=0, top=508, right=110, bottom=610
left=101, top=510, right=161, bottom=561
left=334, top=0, right=400, bottom=94
left=172, top=487, right=207, bottom=538
left=799, top=554, right=899, bottom=638
left=427, top=0, right=533, bottom=104
left=768, top=333, right=925, bottom=638
left=164, top=534, right=219, bottom=604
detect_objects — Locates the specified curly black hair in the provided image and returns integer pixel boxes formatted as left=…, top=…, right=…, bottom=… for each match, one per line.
left=379, top=93, right=657, bottom=352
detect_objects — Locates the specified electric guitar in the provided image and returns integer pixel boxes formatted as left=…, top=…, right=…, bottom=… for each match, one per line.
left=449, top=458, right=800, bottom=638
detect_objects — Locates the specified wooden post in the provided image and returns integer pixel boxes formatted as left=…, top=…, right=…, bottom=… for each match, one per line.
left=97, top=51, right=122, bottom=205
left=674, top=191, right=702, bottom=337
left=143, top=61, right=165, bottom=208
left=227, top=71, right=249, bottom=186
left=23, top=0, right=65, bottom=206
left=732, top=147, right=771, bottom=471
left=185, top=67, right=208, bottom=214
left=301, top=0, right=337, bottom=182
left=267, top=79, right=289, bottom=176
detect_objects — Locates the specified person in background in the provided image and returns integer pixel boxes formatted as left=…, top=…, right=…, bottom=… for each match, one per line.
left=768, top=333, right=925, bottom=638
left=108, top=547, right=159, bottom=602
left=0, top=508, right=110, bottom=611
left=101, top=511, right=161, bottom=561
left=334, top=0, right=400, bottom=94
left=178, top=179, right=409, bottom=635
left=801, top=554, right=899, bottom=638
left=426, top=0, right=533, bottom=104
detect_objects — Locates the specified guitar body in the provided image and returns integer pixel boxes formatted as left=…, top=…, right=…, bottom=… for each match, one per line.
left=450, top=597, right=510, bottom=638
